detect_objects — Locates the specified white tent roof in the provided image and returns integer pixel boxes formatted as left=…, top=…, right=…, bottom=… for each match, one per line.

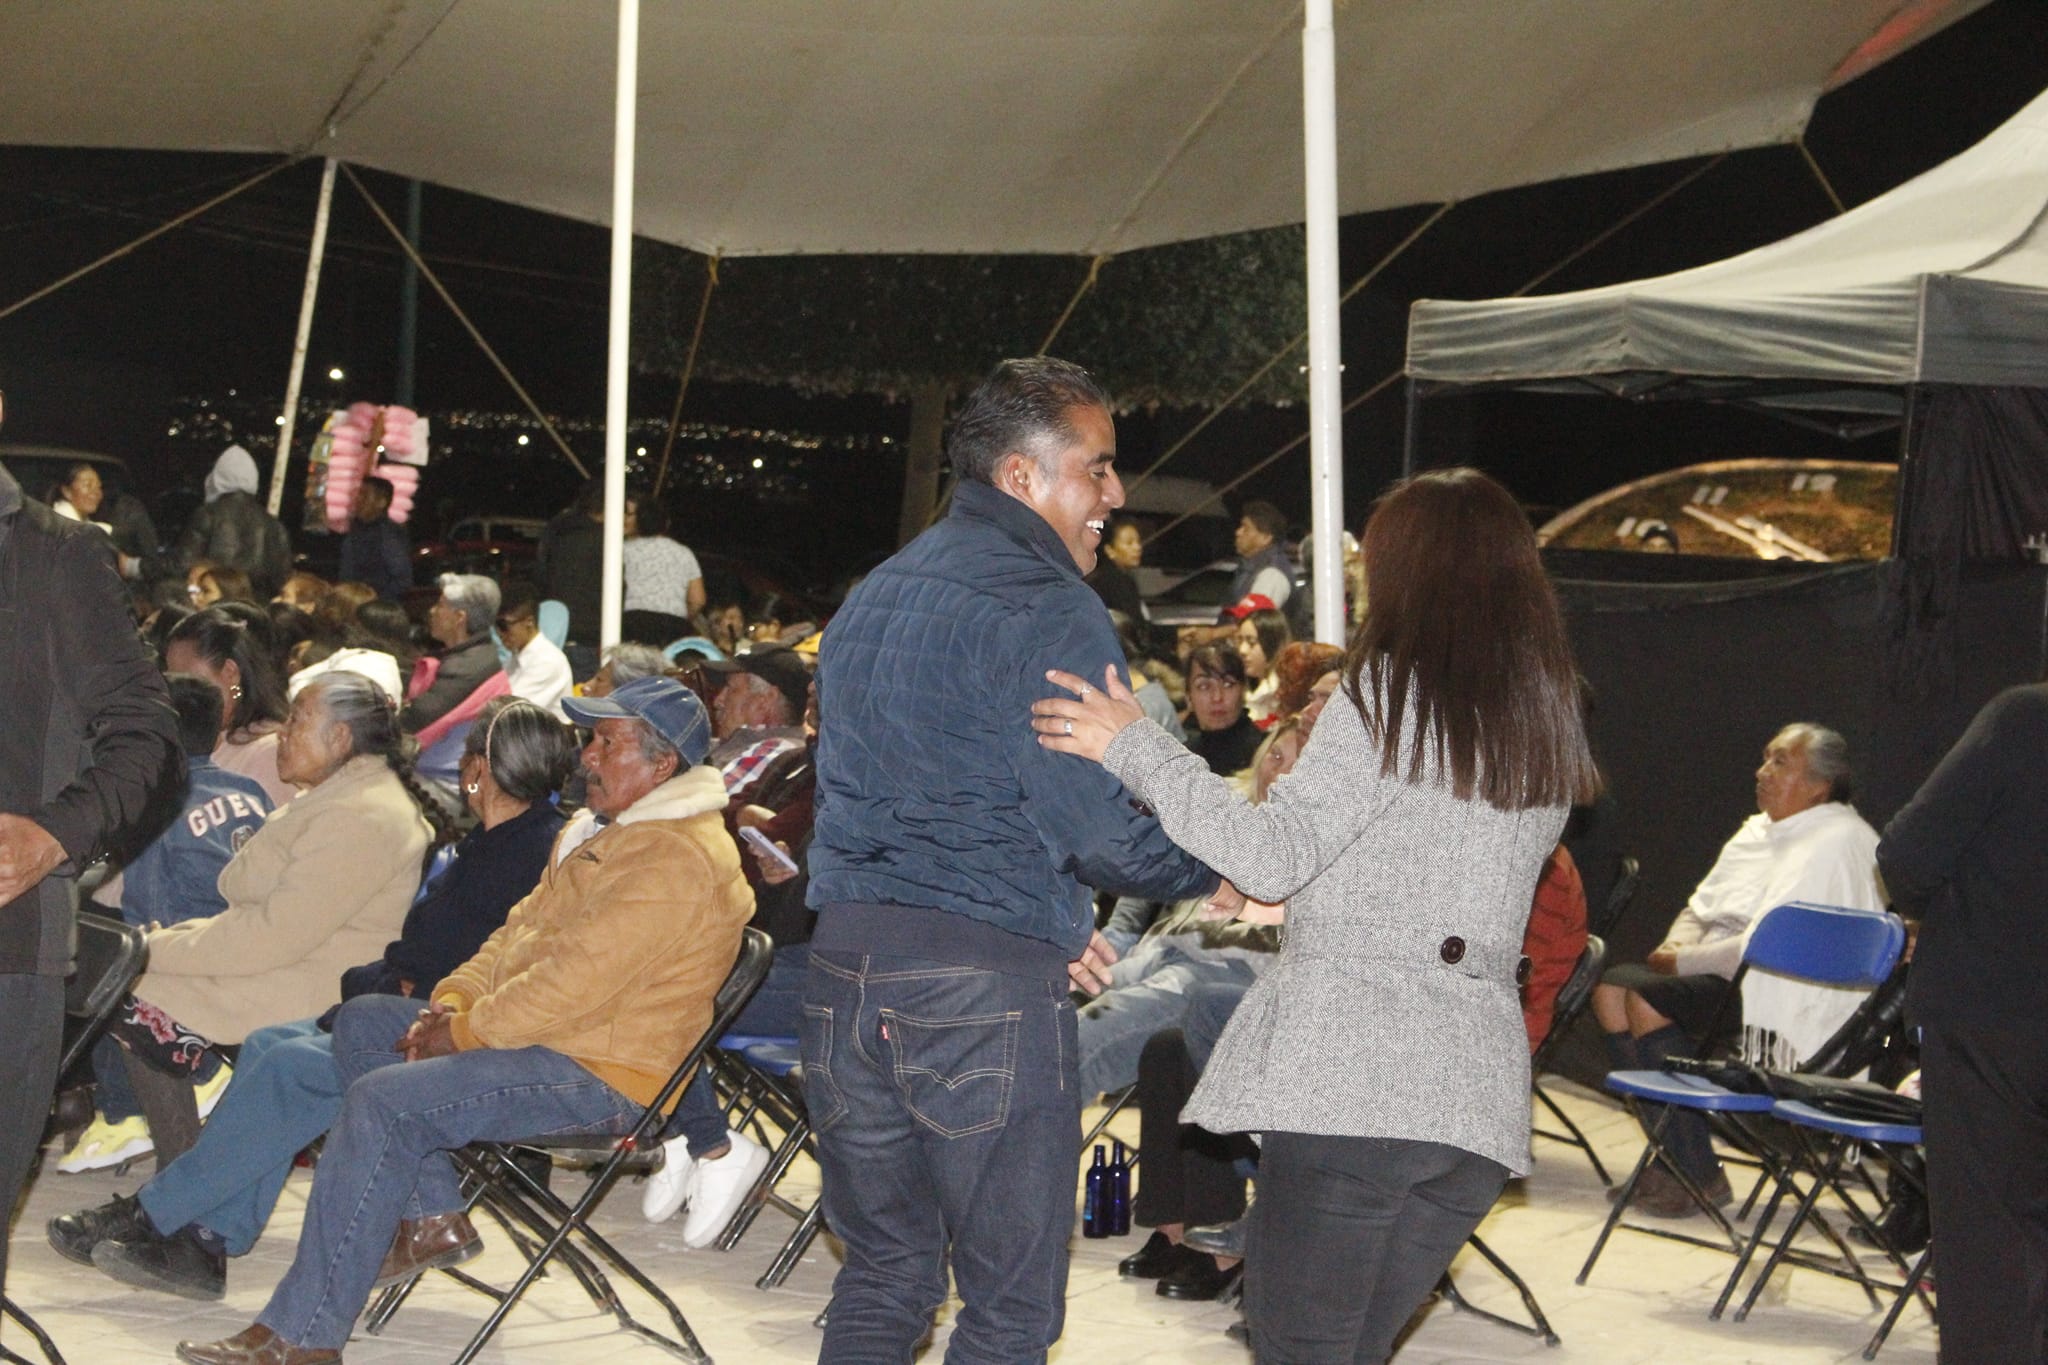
left=1407, top=82, right=2048, bottom=393
left=0, top=1, right=1980, bottom=257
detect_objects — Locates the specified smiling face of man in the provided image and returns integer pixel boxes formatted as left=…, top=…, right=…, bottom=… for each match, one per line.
left=1007, top=403, right=1123, bottom=574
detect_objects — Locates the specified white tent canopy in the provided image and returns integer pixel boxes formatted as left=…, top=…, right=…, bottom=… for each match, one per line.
left=1407, top=83, right=2048, bottom=395
left=0, top=1, right=1979, bottom=257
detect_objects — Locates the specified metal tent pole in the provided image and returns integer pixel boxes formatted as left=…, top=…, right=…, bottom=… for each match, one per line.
left=270, top=157, right=337, bottom=517
left=1303, top=0, right=1346, bottom=646
left=600, top=0, right=641, bottom=651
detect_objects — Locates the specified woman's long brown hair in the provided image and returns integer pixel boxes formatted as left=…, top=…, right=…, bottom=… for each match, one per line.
left=1340, top=468, right=1599, bottom=811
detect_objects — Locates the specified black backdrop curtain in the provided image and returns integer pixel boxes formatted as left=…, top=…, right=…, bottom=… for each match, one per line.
left=1550, top=555, right=2047, bottom=1087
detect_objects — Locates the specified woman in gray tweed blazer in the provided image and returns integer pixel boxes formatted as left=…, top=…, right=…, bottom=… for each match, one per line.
left=1036, top=468, right=1599, bottom=1362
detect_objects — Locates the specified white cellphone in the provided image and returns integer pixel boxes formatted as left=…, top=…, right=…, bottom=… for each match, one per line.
left=739, top=825, right=799, bottom=876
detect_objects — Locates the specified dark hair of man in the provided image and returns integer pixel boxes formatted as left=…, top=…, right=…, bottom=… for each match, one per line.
left=1240, top=500, right=1287, bottom=540
left=946, top=356, right=1111, bottom=486
left=165, top=673, right=226, bottom=757
left=168, top=607, right=290, bottom=729
left=1185, top=642, right=1249, bottom=689
left=266, top=602, right=314, bottom=673
left=142, top=601, right=194, bottom=664
left=632, top=495, right=671, bottom=538
left=359, top=476, right=394, bottom=511
left=462, top=697, right=577, bottom=803
left=1240, top=608, right=1291, bottom=666
left=499, top=580, right=542, bottom=621
left=348, top=599, right=419, bottom=674
left=1340, top=467, right=1599, bottom=811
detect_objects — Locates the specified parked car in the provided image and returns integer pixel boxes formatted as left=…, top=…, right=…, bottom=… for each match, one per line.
left=1140, top=558, right=1240, bottom=629
left=412, top=515, right=546, bottom=580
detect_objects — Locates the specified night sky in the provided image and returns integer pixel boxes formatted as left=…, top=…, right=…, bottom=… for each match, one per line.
left=1, top=0, right=2044, bottom=583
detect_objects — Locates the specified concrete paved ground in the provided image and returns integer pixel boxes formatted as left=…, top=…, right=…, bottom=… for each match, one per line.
left=2, top=1079, right=1935, bottom=1363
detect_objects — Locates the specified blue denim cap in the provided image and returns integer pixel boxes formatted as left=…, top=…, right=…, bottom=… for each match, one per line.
left=562, top=676, right=711, bottom=767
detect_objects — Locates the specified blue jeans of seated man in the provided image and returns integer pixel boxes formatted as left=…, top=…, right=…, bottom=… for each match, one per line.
left=137, top=1018, right=339, bottom=1255
left=802, top=950, right=1080, bottom=1365
left=669, top=942, right=810, bottom=1156
left=1075, top=943, right=1258, bottom=1099
left=256, top=994, right=641, bottom=1351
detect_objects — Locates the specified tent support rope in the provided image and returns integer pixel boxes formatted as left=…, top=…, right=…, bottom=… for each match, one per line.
left=342, top=163, right=590, bottom=479
left=0, top=158, right=296, bottom=322
left=1037, top=253, right=1108, bottom=356
left=1124, top=200, right=1453, bottom=503
left=1796, top=136, right=1848, bottom=215
left=653, top=252, right=720, bottom=497
left=1514, top=153, right=1726, bottom=296
left=1145, top=151, right=1740, bottom=542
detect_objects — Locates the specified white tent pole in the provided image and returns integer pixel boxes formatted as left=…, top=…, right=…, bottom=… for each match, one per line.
left=1303, top=0, right=1346, bottom=645
left=600, top=0, right=640, bottom=652
left=271, top=157, right=337, bottom=517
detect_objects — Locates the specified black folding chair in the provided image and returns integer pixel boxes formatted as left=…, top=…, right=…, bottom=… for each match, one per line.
left=365, top=926, right=773, bottom=1364
left=1590, top=855, right=1640, bottom=939
left=1435, top=1231, right=1561, bottom=1347
left=59, top=910, right=148, bottom=1080
left=1530, top=935, right=1609, bottom=1182
left=704, top=1037, right=825, bottom=1289
left=5, top=910, right=155, bottom=1365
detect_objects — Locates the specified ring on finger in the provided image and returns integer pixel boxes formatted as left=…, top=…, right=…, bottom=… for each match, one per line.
left=1065, top=719, right=1074, bottom=736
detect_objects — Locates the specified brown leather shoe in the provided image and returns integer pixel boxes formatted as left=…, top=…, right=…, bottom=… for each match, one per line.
left=174, top=1323, right=340, bottom=1364
left=1634, top=1165, right=1735, bottom=1219
left=370, top=1210, right=483, bottom=1290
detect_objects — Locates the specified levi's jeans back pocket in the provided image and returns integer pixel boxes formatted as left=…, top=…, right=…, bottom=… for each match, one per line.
left=881, top=1007, right=1020, bottom=1139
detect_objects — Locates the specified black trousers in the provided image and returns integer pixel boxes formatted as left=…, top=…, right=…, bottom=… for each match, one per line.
left=1921, top=1021, right=2048, bottom=1364
left=1247, top=1132, right=1506, bottom=1364
left=0, top=974, right=65, bottom=1298
left=1131, top=1028, right=1252, bottom=1230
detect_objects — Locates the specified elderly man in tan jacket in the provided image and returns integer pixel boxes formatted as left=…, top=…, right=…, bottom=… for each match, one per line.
left=175, top=677, right=753, bottom=1365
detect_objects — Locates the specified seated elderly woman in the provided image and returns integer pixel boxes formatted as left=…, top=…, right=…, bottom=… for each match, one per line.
left=1079, top=719, right=1303, bottom=1102
left=401, top=574, right=507, bottom=741
left=99, top=672, right=447, bottom=1089
left=51, top=698, right=578, bottom=1300
left=582, top=641, right=671, bottom=698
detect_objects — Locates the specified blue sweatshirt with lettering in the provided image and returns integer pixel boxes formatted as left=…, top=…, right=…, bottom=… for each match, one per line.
left=120, top=756, right=274, bottom=928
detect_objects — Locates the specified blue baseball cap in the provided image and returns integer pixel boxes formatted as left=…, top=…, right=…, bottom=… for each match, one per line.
left=562, top=676, right=712, bottom=767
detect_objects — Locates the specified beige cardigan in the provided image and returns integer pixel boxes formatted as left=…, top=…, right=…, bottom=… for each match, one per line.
left=136, top=754, right=430, bottom=1043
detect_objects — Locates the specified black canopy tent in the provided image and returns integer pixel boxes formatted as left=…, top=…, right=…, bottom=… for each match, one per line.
left=1399, top=90, right=2048, bottom=1026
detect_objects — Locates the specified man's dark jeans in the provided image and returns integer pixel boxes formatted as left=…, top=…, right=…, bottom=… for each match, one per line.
left=802, top=950, right=1079, bottom=1365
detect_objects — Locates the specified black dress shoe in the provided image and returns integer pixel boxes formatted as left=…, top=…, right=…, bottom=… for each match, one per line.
left=1157, top=1254, right=1243, bottom=1302
left=92, top=1226, right=226, bottom=1301
left=1118, top=1229, right=1205, bottom=1281
left=47, top=1192, right=151, bottom=1266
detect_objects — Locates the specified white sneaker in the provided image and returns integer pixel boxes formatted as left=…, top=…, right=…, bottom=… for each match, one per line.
left=680, top=1130, right=768, bottom=1249
left=195, top=1062, right=233, bottom=1120
left=640, top=1133, right=695, bottom=1224
left=56, top=1115, right=153, bottom=1174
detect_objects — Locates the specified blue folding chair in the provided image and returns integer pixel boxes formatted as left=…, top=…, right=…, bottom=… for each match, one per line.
left=1729, top=1091, right=1932, bottom=1357
left=536, top=599, right=570, bottom=647
left=1578, top=902, right=1905, bottom=1290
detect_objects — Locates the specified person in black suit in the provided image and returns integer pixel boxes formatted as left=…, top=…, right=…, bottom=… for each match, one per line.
left=1879, top=681, right=2048, bottom=1364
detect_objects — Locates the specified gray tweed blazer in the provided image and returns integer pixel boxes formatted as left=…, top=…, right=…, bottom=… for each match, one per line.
left=1101, top=686, right=1566, bottom=1175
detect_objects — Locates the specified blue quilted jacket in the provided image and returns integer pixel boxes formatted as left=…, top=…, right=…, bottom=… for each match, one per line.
left=808, top=479, right=1216, bottom=956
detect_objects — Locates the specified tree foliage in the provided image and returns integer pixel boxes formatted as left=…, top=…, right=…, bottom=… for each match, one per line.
left=632, top=226, right=1307, bottom=408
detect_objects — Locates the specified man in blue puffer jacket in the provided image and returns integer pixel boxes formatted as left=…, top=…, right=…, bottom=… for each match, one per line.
left=805, top=357, right=1219, bottom=1365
